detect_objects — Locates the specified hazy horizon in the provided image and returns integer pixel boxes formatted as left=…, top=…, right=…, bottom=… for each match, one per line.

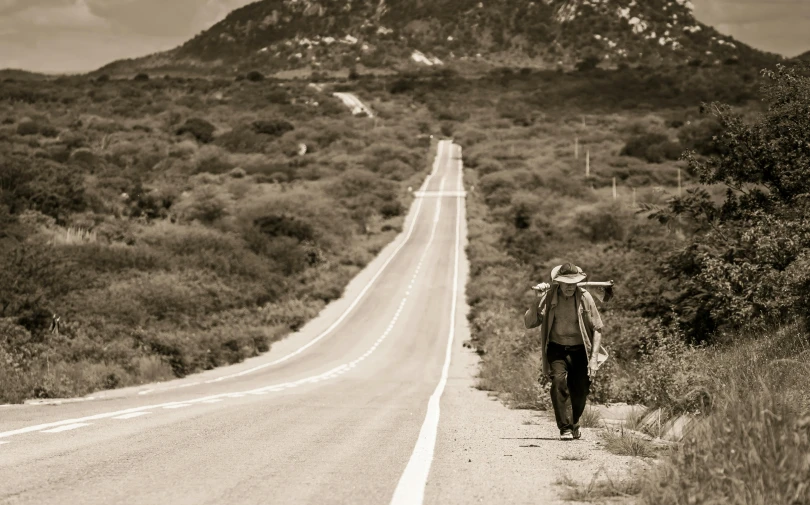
left=1, top=0, right=808, bottom=74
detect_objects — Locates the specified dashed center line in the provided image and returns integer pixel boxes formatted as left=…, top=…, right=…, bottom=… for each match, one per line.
left=113, top=412, right=151, bottom=420
left=0, top=141, right=457, bottom=443
left=41, top=423, right=91, bottom=433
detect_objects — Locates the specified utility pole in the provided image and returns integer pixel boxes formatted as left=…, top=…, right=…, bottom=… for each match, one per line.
left=574, top=136, right=579, bottom=159
left=612, top=177, right=617, bottom=201
left=585, top=150, right=590, bottom=178
left=632, top=187, right=636, bottom=207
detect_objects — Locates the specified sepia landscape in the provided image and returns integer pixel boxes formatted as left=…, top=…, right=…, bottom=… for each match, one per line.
left=1, top=0, right=809, bottom=503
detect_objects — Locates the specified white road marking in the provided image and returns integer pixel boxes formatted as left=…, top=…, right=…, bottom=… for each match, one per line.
left=192, top=140, right=451, bottom=387
left=41, top=423, right=92, bottom=433
left=137, top=389, right=154, bottom=396
left=390, top=143, right=463, bottom=505
left=112, top=412, right=151, bottom=420
left=0, top=141, right=457, bottom=442
left=0, top=441, right=8, bottom=445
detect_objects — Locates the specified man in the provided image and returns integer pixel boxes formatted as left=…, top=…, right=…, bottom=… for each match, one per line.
left=524, top=263, right=607, bottom=441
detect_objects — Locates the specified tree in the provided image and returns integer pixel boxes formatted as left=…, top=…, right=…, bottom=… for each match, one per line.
left=653, top=64, right=810, bottom=340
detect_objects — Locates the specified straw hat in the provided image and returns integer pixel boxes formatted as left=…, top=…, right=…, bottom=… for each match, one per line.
left=550, top=263, right=587, bottom=284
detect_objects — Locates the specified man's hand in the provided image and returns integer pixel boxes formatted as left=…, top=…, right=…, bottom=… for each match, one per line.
left=587, top=360, right=599, bottom=379
left=532, top=283, right=550, bottom=297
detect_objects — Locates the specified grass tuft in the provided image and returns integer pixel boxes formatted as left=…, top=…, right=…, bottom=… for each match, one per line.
left=556, top=470, right=642, bottom=502
left=600, top=425, right=659, bottom=459
left=579, top=405, right=603, bottom=428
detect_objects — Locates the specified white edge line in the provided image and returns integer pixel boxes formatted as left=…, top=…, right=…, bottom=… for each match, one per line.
left=0, top=141, right=455, bottom=442
left=202, top=140, right=449, bottom=383
left=389, top=142, right=462, bottom=505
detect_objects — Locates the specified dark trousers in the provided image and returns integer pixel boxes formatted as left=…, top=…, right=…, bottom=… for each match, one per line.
left=547, top=342, right=591, bottom=432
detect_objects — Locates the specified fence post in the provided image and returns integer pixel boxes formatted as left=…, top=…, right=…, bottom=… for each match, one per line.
left=612, top=177, right=617, bottom=200
left=585, top=150, right=590, bottom=177
left=575, top=136, right=579, bottom=160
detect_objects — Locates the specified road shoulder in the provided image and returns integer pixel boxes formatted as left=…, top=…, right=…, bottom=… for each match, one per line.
left=426, top=335, right=642, bottom=504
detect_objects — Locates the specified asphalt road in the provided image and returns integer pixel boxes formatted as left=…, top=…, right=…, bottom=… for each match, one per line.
left=0, top=139, right=472, bottom=505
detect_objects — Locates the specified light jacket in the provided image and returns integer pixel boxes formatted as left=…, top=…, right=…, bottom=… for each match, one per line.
left=524, top=285, right=608, bottom=377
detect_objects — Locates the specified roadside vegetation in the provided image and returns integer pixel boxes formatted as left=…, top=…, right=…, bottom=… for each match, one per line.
left=382, top=63, right=810, bottom=502
left=3, top=59, right=808, bottom=502
left=0, top=73, right=434, bottom=402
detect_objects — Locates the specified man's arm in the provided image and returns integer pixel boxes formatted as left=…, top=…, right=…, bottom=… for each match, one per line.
left=583, top=291, right=604, bottom=377
left=524, top=292, right=547, bottom=329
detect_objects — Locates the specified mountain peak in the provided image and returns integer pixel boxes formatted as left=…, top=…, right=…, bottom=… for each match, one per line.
left=111, top=0, right=777, bottom=74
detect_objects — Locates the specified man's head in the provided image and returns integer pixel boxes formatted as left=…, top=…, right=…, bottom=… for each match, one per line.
left=553, top=263, right=586, bottom=298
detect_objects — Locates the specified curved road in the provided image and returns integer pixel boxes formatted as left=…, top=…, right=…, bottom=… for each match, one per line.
left=0, top=140, right=472, bottom=505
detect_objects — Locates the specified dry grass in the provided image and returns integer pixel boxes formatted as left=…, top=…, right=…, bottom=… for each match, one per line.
left=600, top=426, right=659, bottom=459
left=579, top=405, right=603, bottom=428
left=556, top=471, right=642, bottom=502
left=635, top=325, right=810, bottom=505
left=559, top=454, right=589, bottom=461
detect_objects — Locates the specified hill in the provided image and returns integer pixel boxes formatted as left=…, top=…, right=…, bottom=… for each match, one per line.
left=100, top=0, right=779, bottom=75
left=0, top=69, right=52, bottom=81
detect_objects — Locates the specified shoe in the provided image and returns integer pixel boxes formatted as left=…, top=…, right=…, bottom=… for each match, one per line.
left=560, top=429, right=574, bottom=440
left=572, top=426, right=581, bottom=440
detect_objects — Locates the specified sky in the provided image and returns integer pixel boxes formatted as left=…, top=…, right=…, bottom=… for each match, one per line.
left=0, top=0, right=809, bottom=73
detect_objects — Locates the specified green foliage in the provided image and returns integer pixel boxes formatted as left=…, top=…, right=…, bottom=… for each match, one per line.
left=638, top=325, right=810, bottom=505
left=655, top=64, right=810, bottom=340
left=0, top=76, right=424, bottom=403
left=621, top=133, right=682, bottom=164
left=251, top=118, right=294, bottom=136
left=176, top=117, right=216, bottom=143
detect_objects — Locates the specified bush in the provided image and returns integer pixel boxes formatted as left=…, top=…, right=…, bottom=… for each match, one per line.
left=638, top=326, right=810, bottom=505
left=621, top=133, right=681, bottom=163
left=16, top=121, right=40, bottom=136
left=246, top=71, right=265, bottom=82
left=251, top=118, right=294, bottom=137
left=656, top=64, right=810, bottom=340
left=176, top=117, right=216, bottom=143
left=133, top=73, right=150, bottom=81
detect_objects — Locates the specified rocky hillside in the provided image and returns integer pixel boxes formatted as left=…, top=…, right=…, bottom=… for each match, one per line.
left=104, top=0, right=779, bottom=74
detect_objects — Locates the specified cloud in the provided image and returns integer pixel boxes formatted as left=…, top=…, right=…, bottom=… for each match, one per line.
left=693, top=0, right=810, bottom=56
left=0, top=0, right=109, bottom=32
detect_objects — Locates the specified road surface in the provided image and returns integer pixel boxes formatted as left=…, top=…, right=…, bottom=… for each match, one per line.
left=0, top=140, right=467, bottom=504
left=0, top=139, right=637, bottom=504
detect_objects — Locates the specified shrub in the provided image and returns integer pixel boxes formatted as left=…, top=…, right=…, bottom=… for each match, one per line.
left=133, top=73, right=150, bottom=81
left=638, top=326, right=810, bottom=505
left=176, top=117, right=216, bottom=143
left=251, top=119, right=294, bottom=136
left=621, top=133, right=682, bottom=163
left=171, top=184, right=232, bottom=224
left=676, top=117, right=724, bottom=156
left=215, top=125, right=269, bottom=153
left=16, top=121, right=40, bottom=136
left=655, top=64, right=810, bottom=340
left=246, top=71, right=265, bottom=82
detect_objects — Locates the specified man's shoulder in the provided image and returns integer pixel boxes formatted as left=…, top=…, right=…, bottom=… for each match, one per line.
left=578, top=288, right=598, bottom=305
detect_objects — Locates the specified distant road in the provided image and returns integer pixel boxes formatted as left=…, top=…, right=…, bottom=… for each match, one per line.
left=0, top=140, right=469, bottom=505
left=333, top=92, right=375, bottom=117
